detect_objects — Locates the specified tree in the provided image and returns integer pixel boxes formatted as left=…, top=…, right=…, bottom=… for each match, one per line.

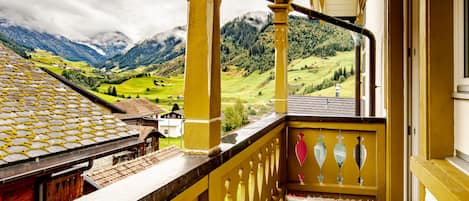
left=222, top=99, right=249, bottom=132
left=107, top=86, right=112, bottom=95
left=111, top=86, right=117, bottom=96
left=339, top=75, right=346, bottom=83
left=171, top=103, right=180, bottom=112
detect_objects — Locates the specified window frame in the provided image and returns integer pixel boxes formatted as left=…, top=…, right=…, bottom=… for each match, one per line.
left=455, top=0, right=469, bottom=88
left=465, top=0, right=469, bottom=78
left=453, top=0, right=469, bottom=166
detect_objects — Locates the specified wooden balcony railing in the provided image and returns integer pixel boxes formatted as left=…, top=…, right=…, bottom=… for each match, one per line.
left=208, top=123, right=285, bottom=201
left=286, top=117, right=386, bottom=200
left=77, top=115, right=385, bottom=201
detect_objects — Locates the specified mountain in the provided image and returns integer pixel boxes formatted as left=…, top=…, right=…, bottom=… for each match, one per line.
left=232, top=11, right=271, bottom=31
left=0, top=18, right=106, bottom=64
left=79, top=31, right=132, bottom=58
left=221, top=14, right=354, bottom=73
left=101, top=26, right=186, bottom=69
left=0, top=31, right=32, bottom=58
left=102, top=11, right=353, bottom=74
left=101, top=11, right=271, bottom=70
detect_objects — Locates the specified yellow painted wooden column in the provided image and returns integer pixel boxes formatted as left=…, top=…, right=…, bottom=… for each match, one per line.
left=269, top=1, right=290, bottom=114
left=184, top=0, right=221, bottom=155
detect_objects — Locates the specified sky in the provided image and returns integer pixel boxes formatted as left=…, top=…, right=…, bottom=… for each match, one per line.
left=0, top=0, right=309, bottom=42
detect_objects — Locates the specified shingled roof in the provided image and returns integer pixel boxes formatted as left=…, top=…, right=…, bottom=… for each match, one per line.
left=85, top=146, right=183, bottom=188
left=0, top=44, right=139, bottom=167
left=112, top=98, right=165, bottom=120
left=288, top=96, right=356, bottom=116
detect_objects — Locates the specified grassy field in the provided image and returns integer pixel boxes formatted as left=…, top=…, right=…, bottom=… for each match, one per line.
left=30, top=50, right=97, bottom=75
left=160, top=137, right=183, bottom=149
left=35, top=49, right=356, bottom=112
left=97, top=75, right=185, bottom=111
left=311, top=76, right=355, bottom=97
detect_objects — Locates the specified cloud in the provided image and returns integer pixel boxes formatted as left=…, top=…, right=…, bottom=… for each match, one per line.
left=0, top=0, right=311, bottom=42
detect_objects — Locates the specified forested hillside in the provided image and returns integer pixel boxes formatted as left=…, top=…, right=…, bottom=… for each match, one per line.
left=0, top=32, right=32, bottom=58
left=103, top=13, right=354, bottom=75
left=221, top=15, right=353, bottom=74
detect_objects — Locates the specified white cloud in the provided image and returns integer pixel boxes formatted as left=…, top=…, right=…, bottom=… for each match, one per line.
left=0, top=0, right=312, bottom=42
left=0, top=0, right=188, bottom=42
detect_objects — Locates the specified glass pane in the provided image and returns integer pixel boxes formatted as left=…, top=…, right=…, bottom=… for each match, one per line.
left=465, top=0, right=469, bottom=77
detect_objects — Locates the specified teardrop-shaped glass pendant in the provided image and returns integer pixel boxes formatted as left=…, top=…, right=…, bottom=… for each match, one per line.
left=295, top=133, right=307, bottom=167
left=314, top=131, right=327, bottom=183
left=295, top=132, right=307, bottom=184
left=353, top=135, right=367, bottom=185
left=334, top=131, right=346, bottom=184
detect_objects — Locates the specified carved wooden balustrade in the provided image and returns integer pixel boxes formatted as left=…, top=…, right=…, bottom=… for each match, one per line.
left=77, top=116, right=386, bottom=201
left=208, top=124, right=285, bottom=201
left=286, top=119, right=386, bottom=200
left=169, top=117, right=386, bottom=201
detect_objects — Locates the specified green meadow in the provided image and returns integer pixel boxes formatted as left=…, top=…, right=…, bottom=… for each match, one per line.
left=33, top=50, right=355, bottom=112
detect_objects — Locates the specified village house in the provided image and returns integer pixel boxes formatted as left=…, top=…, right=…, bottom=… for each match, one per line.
left=112, top=98, right=165, bottom=127
left=158, top=109, right=184, bottom=138
left=42, top=70, right=167, bottom=170
left=112, top=98, right=166, bottom=156
left=0, top=44, right=139, bottom=201
left=43, top=68, right=168, bottom=164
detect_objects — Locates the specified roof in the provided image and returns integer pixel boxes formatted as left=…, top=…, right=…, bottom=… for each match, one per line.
left=0, top=44, right=139, bottom=167
left=41, top=67, right=126, bottom=114
left=113, top=98, right=165, bottom=119
left=85, top=146, right=183, bottom=188
left=160, top=110, right=184, bottom=119
left=288, top=96, right=356, bottom=116
left=126, top=125, right=165, bottom=141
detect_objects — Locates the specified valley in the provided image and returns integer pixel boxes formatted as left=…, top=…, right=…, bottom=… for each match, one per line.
left=1, top=11, right=357, bottom=125
left=30, top=49, right=355, bottom=113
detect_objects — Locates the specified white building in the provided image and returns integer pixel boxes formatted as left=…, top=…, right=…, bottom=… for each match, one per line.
left=158, top=111, right=184, bottom=138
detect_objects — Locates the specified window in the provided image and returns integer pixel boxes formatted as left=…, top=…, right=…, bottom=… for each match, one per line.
left=164, top=129, right=169, bottom=135
left=453, top=0, right=469, bottom=172
left=465, top=0, right=469, bottom=77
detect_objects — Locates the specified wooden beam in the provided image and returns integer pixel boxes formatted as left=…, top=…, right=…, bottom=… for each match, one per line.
left=269, top=2, right=290, bottom=114
left=410, top=157, right=469, bottom=201
left=386, top=0, right=405, bottom=199
left=425, top=0, right=454, bottom=159
left=184, top=0, right=221, bottom=154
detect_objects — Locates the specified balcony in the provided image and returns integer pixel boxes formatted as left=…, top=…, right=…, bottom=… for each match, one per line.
left=75, top=1, right=394, bottom=201
left=77, top=114, right=386, bottom=201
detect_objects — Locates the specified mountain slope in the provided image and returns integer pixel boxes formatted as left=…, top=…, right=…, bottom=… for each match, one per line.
left=80, top=31, right=132, bottom=58
left=0, top=31, right=32, bottom=58
left=103, top=12, right=354, bottom=74
left=0, top=19, right=106, bottom=64
left=221, top=14, right=354, bottom=73
left=101, top=26, right=186, bottom=69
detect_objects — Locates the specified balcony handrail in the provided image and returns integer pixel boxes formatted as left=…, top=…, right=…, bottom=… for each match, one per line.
left=266, top=0, right=377, bottom=116
left=76, top=115, right=385, bottom=201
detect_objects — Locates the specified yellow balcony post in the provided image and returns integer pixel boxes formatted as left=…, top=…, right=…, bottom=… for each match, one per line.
left=184, top=0, right=221, bottom=155
left=269, top=1, right=290, bottom=114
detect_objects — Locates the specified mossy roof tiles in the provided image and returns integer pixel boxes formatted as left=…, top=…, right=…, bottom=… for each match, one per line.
left=0, top=44, right=138, bottom=166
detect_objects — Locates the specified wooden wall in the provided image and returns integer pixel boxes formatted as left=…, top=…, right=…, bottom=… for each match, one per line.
left=46, top=173, right=84, bottom=201
left=0, top=177, right=35, bottom=201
